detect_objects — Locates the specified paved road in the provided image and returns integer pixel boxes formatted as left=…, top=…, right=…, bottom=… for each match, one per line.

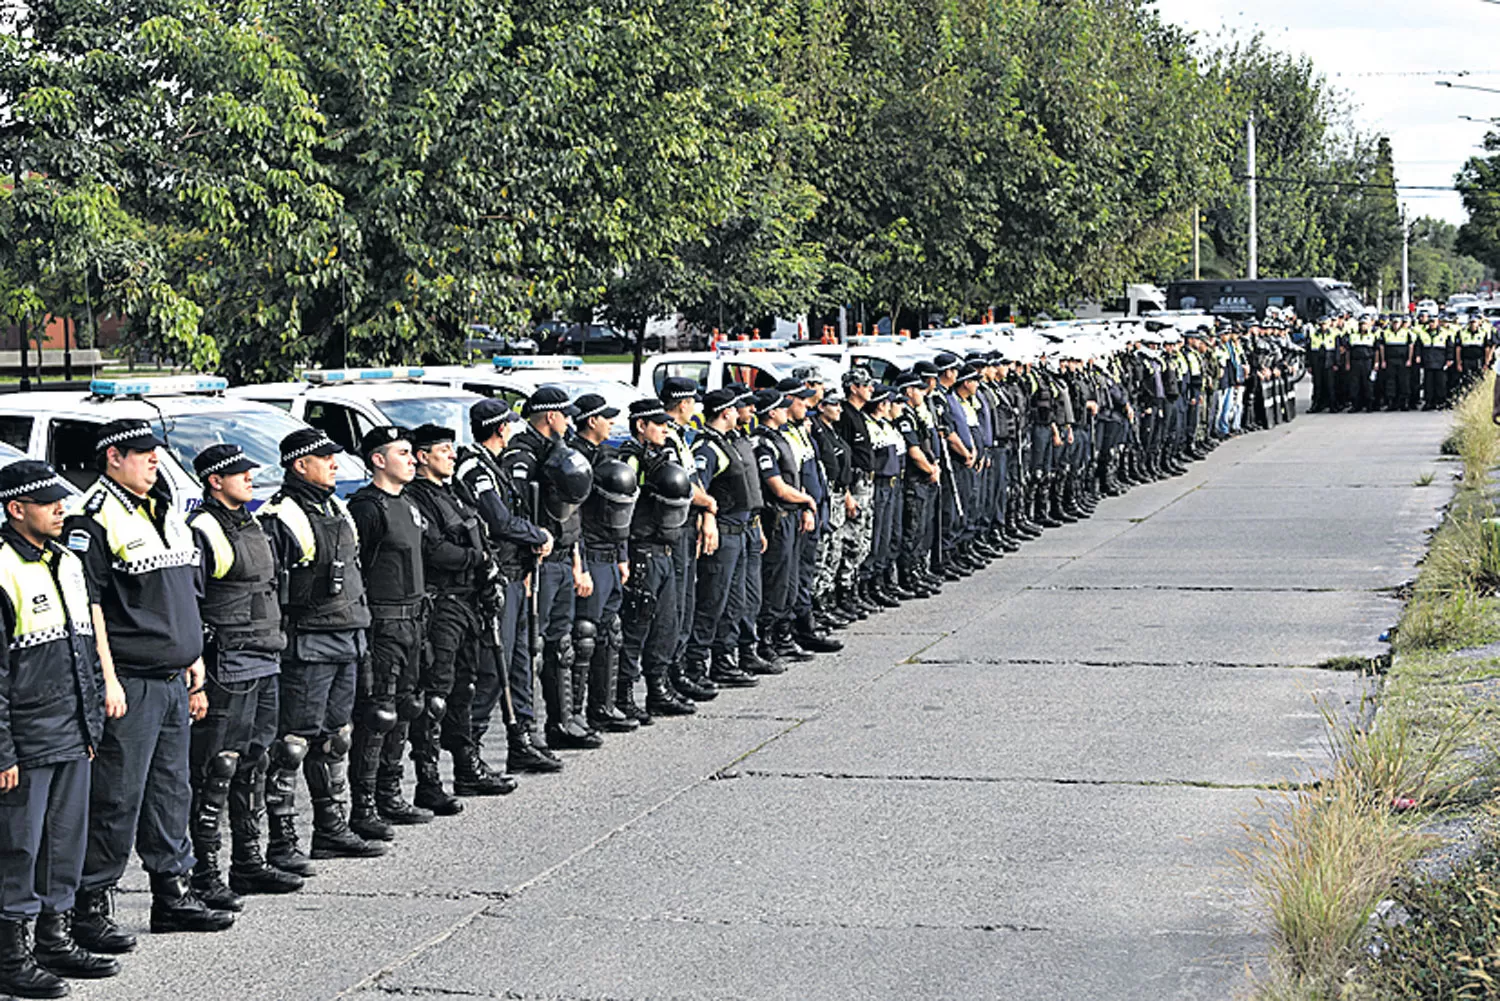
left=81, top=399, right=1452, bottom=1001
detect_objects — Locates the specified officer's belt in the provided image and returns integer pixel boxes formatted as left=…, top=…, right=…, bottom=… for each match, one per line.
left=876, top=475, right=899, bottom=488
left=584, top=545, right=624, bottom=563
left=632, top=541, right=672, bottom=558
left=717, top=519, right=752, bottom=536
left=369, top=601, right=424, bottom=621
left=542, top=549, right=574, bottom=565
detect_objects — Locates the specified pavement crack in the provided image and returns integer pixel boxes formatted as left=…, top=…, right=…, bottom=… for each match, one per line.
left=915, top=656, right=1383, bottom=672
left=485, top=910, right=1051, bottom=935
left=732, top=768, right=1311, bottom=792
left=1024, top=584, right=1343, bottom=593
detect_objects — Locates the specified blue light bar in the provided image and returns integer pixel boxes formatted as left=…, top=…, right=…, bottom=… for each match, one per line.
left=491, top=356, right=583, bottom=370
left=303, top=366, right=426, bottom=384
left=91, top=376, right=229, bottom=397
left=715, top=339, right=788, bottom=353
left=847, top=335, right=907, bottom=345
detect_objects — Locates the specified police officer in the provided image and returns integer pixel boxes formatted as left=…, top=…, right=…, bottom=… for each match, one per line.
left=567, top=394, right=644, bottom=730
left=453, top=401, right=556, bottom=772
left=405, top=423, right=509, bottom=813
left=345, top=427, right=435, bottom=839
left=833, top=370, right=876, bottom=616
left=727, top=386, right=778, bottom=674
left=500, top=388, right=598, bottom=752
left=658, top=377, right=720, bottom=700
left=1345, top=319, right=1378, bottom=412
left=617, top=399, right=697, bottom=718
left=186, top=444, right=301, bottom=913
left=896, top=365, right=943, bottom=593
left=260, top=428, right=382, bottom=872
left=686, top=388, right=764, bottom=685
left=1419, top=318, right=1454, bottom=410
left=753, top=389, right=818, bottom=661
left=67, top=419, right=232, bottom=953
left=810, top=386, right=857, bottom=633
left=0, top=461, right=116, bottom=996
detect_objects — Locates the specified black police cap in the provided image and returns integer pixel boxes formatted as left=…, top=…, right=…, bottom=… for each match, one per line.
left=280, top=428, right=341, bottom=465
left=194, top=443, right=259, bottom=479
left=95, top=418, right=164, bottom=454
left=409, top=423, right=457, bottom=451
left=0, top=460, right=70, bottom=505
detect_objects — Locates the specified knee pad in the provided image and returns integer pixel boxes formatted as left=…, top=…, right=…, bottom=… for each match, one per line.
left=606, top=616, right=623, bottom=651
left=557, top=633, right=575, bottom=671
left=269, top=734, right=309, bottom=771
left=425, top=692, right=448, bottom=719
left=365, top=700, right=399, bottom=734
left=202, top=749, right=239, bottom=797
left=572, top=618, right=598, bottom=665
left=397, top=691, right=425, bottom=721
left=323, top=723, right=353, bottom=758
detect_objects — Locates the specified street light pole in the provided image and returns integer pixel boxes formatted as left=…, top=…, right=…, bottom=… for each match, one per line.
left=1401, top=204, right=1410, bottom=315
left=1247, top=115, right=1258, bottom=280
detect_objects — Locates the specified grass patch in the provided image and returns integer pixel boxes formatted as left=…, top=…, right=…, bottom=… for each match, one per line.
left=1359, top=811, right=1500, bottom=999
left=1414, top=471, right=1435, bottom=487
left=1451, top=372, right=1500, bottom=486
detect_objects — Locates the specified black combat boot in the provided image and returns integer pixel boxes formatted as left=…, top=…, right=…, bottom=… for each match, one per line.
left=773, top=621, right=815, bottom=661
left=148, top=873, right=235, bottom=935
left=793, top=612, right=843, bottom=653
left=32, top=911, right=119, bottom=980
left=587, top=634, right=639, bottom=732
left=837, top=583, right=869, bottom=619
left=885, top=566, right=916, bottom=599
left=308, top=733, right=390, bottom=856
left=349, top=785, right=396, bottom=841
left=707, top=652, right=758, bottom=687
left=739, top=644, right=785, bottom=675
left=613, top=677, right=653, bottom=728
left=508, top=719, right=568, bottom=770
left=542, top=642, right=604, bottom=749
left=189, top=750, right=244, bottom=912
left=71, top=889, right=134, bottom=956
left=451, top=742, right=518, bottom=796
left=412, top=758, right=463, bottom=817
left=227, top=759, right=305, bottom=895
left=265, top=814, right=316, bottom=878
left=645, top=673, right=696, bottom=716
left=374, top=752, right=435, bottom=825
left=678, top=659, right=720, bottom=701
left=0, top=919, right=68, bottom=999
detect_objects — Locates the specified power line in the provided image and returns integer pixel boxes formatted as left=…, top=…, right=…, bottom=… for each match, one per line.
left=1338, top=70, right=1500, bottom=78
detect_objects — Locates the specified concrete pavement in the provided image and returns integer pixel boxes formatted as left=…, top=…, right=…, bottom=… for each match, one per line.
left=78, top=400, right=1452, bottom=1001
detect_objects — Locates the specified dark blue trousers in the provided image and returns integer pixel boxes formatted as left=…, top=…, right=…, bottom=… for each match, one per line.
left=0, top=757, right=90, bottom=918
left=687, top=526, right=746, bottom=662
left=83, top=675, right=194, bottom=888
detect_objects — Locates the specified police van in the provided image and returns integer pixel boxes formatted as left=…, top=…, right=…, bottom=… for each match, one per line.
left=229, top=367, right=487, bottom=454
left=416, top=356, right=637, bottom=443
left=0, top=377, right=367, bottom=508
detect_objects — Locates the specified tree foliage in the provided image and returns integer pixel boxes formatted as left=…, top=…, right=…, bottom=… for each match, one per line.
left=0, top=0, right=1417, bottom=370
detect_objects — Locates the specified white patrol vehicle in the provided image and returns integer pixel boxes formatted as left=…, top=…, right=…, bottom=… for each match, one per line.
left=636, top=340, right=840, bottom=395
left=416, top=356, right=638, bottom=443
left=792, top=335, right=940, bottom=384
left=0, top=376, right=367, bottom=509
left=228, top=367, right=487, bottom=453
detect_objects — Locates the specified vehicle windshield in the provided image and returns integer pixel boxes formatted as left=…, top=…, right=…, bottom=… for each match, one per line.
left=377, top=397, right=475, bottom=444
left=1320, top=283, right=1365, bottom=314
left=164, top=409, right=367, bottom=490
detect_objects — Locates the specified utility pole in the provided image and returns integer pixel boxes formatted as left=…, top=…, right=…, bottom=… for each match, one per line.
left=1400, top=204, right=1410, bottom=314
left=1247, top=115, right=1258, bottom=280
left=1192, top=202, right=1201, bottom=279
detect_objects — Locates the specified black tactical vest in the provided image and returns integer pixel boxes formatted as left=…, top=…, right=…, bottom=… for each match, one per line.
left=697, top=427, right=754, bottom=516
left=279, top=495, right=372, bottom=632
left=406, top=478, right=485, bottom=595
left=191, top=505, right=285, bottom=655
left=350, top=485, right=426, bottom=610
left=730, top=430, right=765, bottom=513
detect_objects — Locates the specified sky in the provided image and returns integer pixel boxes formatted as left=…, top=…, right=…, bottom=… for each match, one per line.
left=1151, top=0, right=1500, bottom=226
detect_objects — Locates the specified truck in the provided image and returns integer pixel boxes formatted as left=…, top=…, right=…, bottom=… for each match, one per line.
left=1165, top=278, right=1364, bottom=321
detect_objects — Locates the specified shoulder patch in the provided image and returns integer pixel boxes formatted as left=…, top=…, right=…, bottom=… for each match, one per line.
left=67, top=529, right=91, bottom=553
left=757, top=453, right=775, bottom=471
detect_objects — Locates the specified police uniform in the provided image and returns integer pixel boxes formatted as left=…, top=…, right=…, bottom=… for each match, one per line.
left=617, top=399, right=696, bottom=718
left=897, top=371, right=941, bottom=588
left=569, top=410, right=641, bottom=731
left=404, top=423, right=503, bottom=814
left=185, top=445, right=299, bottom=911
left=345, top=426, right=435, bottom=836
left=659, top=377, right=704, bottom=694
left=687, top=390, right=763, bottom=684
left=498, top=388, right=598, bottom=751
left=728, top=390, right=776, bottom=672
left=809, top=390, right=855, bottom=635
left=66, top=419, right=233, bottom=952
left=1345, top=321, right=1378, bottom=412
left=0, top=461, right=117, bottom=991
left=833, top=373, right=876, bottom=612
left=867, top=386, right=907, bottom=599
left=259, top=428, right=380, bottom=870
left=1380, top=320, right=1415, bottom=411
left=452, top=400, right=555, bottom=773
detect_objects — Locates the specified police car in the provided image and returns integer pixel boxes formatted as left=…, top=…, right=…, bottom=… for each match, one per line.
left=416, top=356, right=638, bottom=443
left=792, top=335, right=945, bottom=383
left=636, top=340, right=841, bottom=395
left=0, top=376, right=367, bottom=508
left=228, top=367, right=487, bottom=451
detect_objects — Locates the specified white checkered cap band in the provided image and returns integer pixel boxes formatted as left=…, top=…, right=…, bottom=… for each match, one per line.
left=0, top=475, right=64, bottom=500
left=632, top=404, right=668, bottom=421
left=576, top=403, right=608, bottom=421
left=282, top=435, right=336, bottom=462
left=95, top=425, right=157, bottom=451
left=527, top=398, right=573, bottom=413
left=477, top=409, right=514, bottom=428
left=200, top=450, right=249, bottom=476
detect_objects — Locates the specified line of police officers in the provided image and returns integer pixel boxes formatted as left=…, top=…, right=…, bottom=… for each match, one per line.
left=0, top=330, right=1291, bottom=996
left=1305, top=313, right=1495, bottom=414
